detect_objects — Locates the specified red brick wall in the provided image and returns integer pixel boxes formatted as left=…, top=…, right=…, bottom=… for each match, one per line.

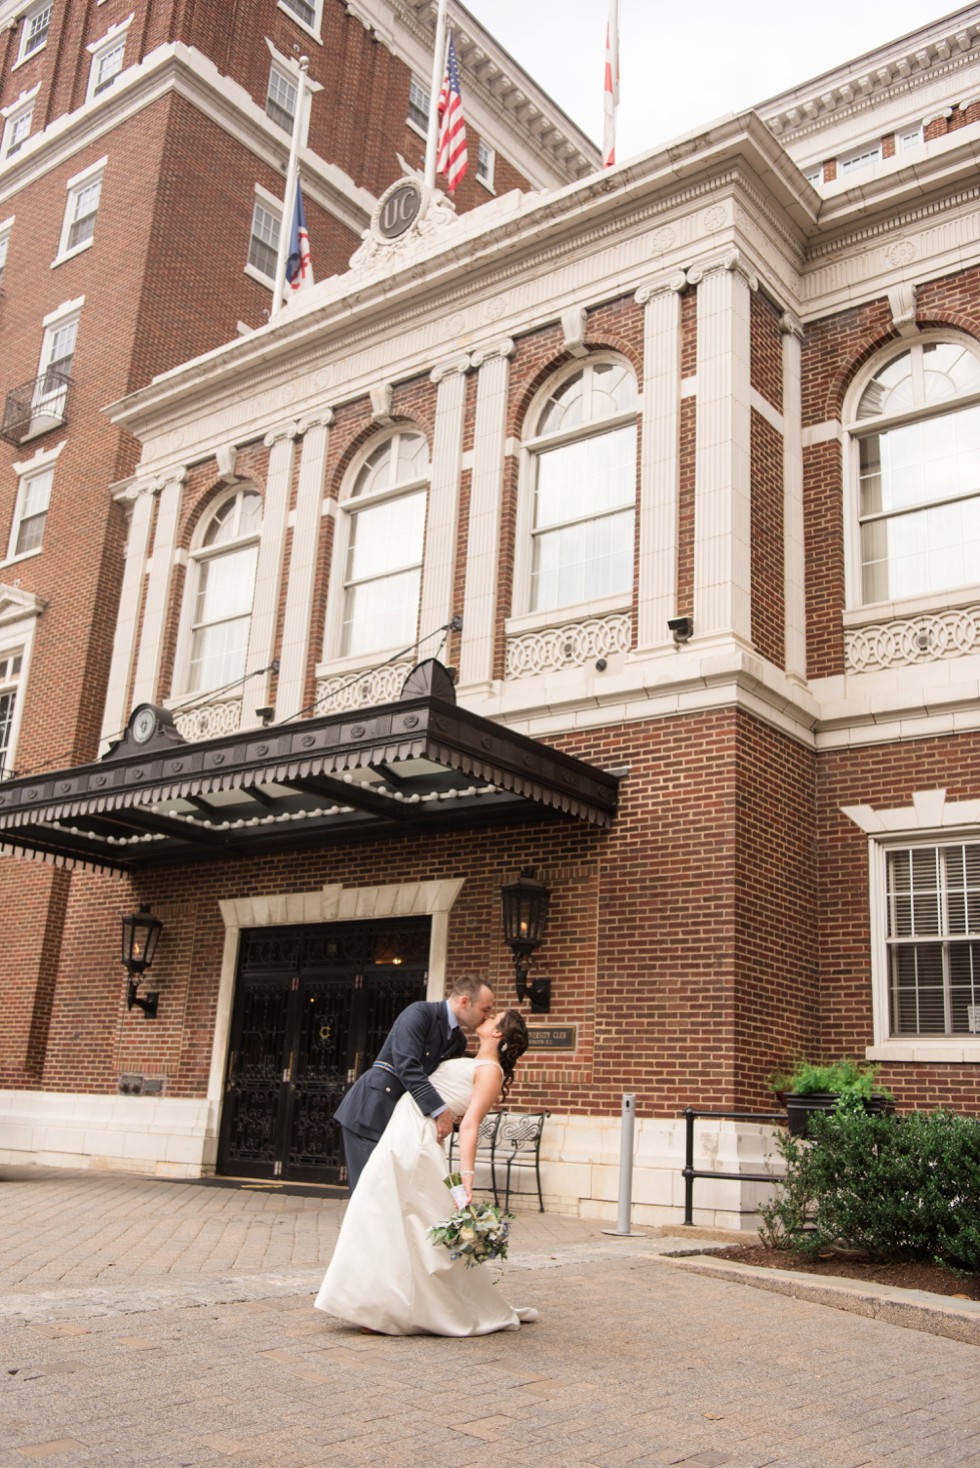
left=23, top=706, right=824, bottom=1118
left=816, top=731, right=980, bottom=1112
left=750, top=411, right=785, bottom=668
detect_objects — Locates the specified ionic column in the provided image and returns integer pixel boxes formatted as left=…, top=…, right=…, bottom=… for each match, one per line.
left=688, top=250, right=756, bottom=644
left=274, top=411, right=333, bottom=723
left=241, top=422, right=298, bottom=726
left=129, top=466, right=186, bottom=710
left=99, top=479, right=160, bottom=748
left=418, top=355, right=470, bottom=648
left=781, top=311, right=807, bottom=681
left=458, top=339, right=514, bottom=691
left=634, top=271, right=686, bottom=650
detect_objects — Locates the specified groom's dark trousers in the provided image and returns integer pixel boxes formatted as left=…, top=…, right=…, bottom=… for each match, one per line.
left=334, top=999, right=467, bottom=1191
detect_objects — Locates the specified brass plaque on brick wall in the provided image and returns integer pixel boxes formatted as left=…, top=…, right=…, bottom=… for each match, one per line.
left=527, top=1025, right=577, bottom=1051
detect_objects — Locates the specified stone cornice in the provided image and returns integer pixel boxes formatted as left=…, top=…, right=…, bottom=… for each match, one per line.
left=107, top=113, right=807, bottom=439
left=0, top=42, right=375, bottom=236
left=760, top=10, right=980, bottom=142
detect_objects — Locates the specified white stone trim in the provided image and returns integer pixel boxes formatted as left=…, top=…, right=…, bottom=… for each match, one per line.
left=0, top=1091, right=219, bottom=1178
left=100, top=485, right=155, bottom=746
left=781, top=312, right=806, bottom=680
left=691, top=253, right=754, bottom=644
left=130, top=469, right=186, bottom=708
left=419, top=356, right=469, bottom=642
left=275, top=412, right=333, bottom=721
left=635, top=273, right=685, bottom=651
left=801, top=419, right=842, bottom=448
left=749, top=385, right=783, bottom=435
left=0, top=581, right=44, bottom=779
left=241, top=427, right=297, bottom=725
left=458, top=340, right=514, bottom=691
left=208, top=878, right=466, bottom=1108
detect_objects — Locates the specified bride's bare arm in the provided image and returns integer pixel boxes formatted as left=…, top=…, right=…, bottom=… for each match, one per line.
left=457, top=1064, right=501, bottom=1203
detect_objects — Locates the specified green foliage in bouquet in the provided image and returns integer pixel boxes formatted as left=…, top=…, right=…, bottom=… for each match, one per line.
left=760, top=1107, right=980, bottom=1271
left=429, top=1172, right=513, bottom=1267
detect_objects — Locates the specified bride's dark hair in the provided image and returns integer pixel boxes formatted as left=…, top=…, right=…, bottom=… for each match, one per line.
left=496, top=1009, right=529, bottom=1103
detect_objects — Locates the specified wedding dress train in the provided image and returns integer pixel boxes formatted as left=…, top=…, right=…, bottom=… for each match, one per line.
left=314, top=1057, right=537, bottom=1336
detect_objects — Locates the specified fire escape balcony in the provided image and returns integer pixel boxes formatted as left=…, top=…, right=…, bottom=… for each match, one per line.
left=0, top=370, right=73, bottom=445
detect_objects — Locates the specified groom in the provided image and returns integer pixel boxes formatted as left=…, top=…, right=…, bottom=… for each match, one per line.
left=335, top=974, right=495, bottom=1190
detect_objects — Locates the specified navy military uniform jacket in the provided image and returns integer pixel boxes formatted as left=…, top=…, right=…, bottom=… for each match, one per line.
left=334, top=1000, right=468, bottom=1143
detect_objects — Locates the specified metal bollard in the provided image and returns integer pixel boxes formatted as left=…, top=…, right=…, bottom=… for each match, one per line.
left=602, top=1092, right=645, bottom=1237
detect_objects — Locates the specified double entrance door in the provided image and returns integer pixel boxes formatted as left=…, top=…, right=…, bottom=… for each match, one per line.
left=217, top=917, right=429, bottom=1185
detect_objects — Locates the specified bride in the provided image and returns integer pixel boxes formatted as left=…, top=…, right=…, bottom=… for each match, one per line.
left=315, top=1008, right=536, bottom=1336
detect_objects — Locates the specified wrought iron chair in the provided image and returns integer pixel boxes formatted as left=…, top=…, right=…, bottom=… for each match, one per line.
left=492, top=1111, right=549, bottom=1212
left=447, top=1109, right=501, bottom=1197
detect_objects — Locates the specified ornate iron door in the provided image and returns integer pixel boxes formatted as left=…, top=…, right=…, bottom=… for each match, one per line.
left=218, top=919, right=429, bottom=1184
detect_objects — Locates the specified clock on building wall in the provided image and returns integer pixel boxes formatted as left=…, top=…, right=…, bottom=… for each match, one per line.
left=131, top=705, right=160, bottom=745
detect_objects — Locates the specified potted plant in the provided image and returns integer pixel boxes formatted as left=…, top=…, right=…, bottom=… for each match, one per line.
left=772, top=1058, right=895, bottom=1137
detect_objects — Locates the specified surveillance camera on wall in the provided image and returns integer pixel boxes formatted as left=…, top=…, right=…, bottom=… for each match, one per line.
left=667, top=616, right=694, bottom=643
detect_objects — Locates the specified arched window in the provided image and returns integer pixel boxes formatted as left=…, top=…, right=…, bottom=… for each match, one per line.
left=335, top=429, right=428, bottom=659
left=850, top=339, right=980, bottom=606
left=520, top=359, right=637, bottom=614
left=185, top=488, right=262, bottom=693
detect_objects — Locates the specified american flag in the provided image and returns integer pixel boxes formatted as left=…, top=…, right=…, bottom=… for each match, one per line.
left=437, top=31, right=468, bottom=193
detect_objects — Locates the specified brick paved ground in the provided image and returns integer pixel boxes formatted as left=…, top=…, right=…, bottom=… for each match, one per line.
left=1, top=1166, right=979, bottom=1468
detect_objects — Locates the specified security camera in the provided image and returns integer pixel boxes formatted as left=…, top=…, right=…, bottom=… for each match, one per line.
left=667, top=616, right=694, bottom=643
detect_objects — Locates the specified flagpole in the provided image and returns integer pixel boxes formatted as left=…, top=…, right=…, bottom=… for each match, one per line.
left=424, top=0, right=449, bottom=190
left=271, top=55, right=309, bottom=318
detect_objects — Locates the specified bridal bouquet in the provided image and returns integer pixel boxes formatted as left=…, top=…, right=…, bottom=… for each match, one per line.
left=429, top=1173, right=512, bottom=1267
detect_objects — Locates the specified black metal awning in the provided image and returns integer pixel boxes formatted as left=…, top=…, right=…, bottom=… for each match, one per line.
left=0, top=661, right=619, bottom=875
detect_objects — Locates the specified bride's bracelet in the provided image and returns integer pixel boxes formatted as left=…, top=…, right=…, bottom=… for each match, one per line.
left=460, top=1170, right=475, bottom=1176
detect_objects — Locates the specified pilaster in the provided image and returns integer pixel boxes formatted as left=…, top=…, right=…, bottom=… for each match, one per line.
left=781, top=311, right=807, bottom=681
left=274, top=411, right=334, bottom=722
left=458, top=339, right=514, bottom=691
left=689, top=251, right=756, bottom=644
left=634, top=272, right=686, bottom=650
left=418, top=355, right=470, bottom=648
left=128, top=467, right=186, bottom=712
left=241, top=423, right=299, bottom=726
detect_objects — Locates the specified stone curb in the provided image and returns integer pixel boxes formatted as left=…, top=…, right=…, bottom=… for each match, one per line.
left=658, top=1251, right=980, bottom=1347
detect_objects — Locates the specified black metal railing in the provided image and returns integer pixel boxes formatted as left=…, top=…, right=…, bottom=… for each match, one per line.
left=0, top=370, right=73, bottom=445
left=681, top=1105, right=787, bottom=1227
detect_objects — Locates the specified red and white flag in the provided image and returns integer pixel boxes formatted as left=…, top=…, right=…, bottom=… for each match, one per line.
left=603, top=0, right=620, bottom=168
left=437, top=30, right=468, bottom=193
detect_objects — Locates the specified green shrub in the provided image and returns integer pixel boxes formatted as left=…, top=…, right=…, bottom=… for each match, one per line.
left=760, top=1107, right=980, bottom=1271
left=779, top=1057, right=893, bottom=1102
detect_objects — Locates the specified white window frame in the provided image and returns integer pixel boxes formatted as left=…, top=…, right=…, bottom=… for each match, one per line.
left=803, top=165, right=822, bottom=187
left=16, top=1, right=52, bottom=66
left=0, top=588, right=44, bottom=783
left=407, top=76, right=430, bottom=138
left=265, top=61, right=297, bottom=133
left=843, top=331, right=980, bottom=613
left=245, top=185, right=282, bottom=289
left=0, top=215, right=14, bottom=290
left=838, top=140, right=882, bottom=177
left=1, top=90, right=37, bottom=160
left=896, top=123, right=924, bottom=152
left=277, top=0, right=323, bottom=45
left=510, top=354, right=639, bottom=629
left=321, top=428, right=430, bottom=672
left=86, top=15, right=134, bottom=104
left=53, top=157, right=106, bottom=265
left=172, top=486, right=263, bottom=697
left=4, top=440, right=66, bottom=565
left=32, top=301, right=81, bottom=429
left=848, top=789, right=980, bottom=1061
left=476, top=138, right=495, bottom=191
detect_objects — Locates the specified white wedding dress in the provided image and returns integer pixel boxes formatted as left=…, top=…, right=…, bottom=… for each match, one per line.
left=314, top=1057, right=537, bottom=1336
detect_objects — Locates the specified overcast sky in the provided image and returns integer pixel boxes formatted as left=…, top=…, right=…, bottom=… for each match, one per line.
left=463, top=2, right=966, bottom=158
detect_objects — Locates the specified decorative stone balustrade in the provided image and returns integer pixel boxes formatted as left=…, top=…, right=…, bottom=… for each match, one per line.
left=505, top=613, right=632, bottom=679
left=172, top=699, right=243, bottom=742
left=314, top=662, right=413, bottom=712
left=845, top=603, right=980, bottom=672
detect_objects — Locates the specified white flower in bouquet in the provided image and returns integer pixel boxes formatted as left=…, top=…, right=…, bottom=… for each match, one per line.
left=428, top=1172, right=512, bottom=1268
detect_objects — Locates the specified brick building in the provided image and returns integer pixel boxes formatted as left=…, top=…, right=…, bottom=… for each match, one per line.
left=0, top=0, right=596, bottom=1179
left=2, top=5, right=980, bottom=1225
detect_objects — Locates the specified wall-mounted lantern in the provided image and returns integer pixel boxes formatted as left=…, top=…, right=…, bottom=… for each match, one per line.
left=120, top=904, right=163, bottom=1018
left=501, top=868, right=551, bottom=1013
